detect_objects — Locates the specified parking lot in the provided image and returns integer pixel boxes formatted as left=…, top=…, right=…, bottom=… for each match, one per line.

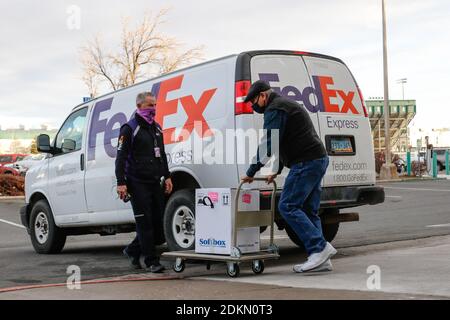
left=1, top=179, right=450, bottom=299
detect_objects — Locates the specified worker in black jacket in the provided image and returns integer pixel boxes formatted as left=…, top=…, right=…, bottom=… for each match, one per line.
left=115, top=92, right=173, bottom=273
left=241, top=80, right=337, bottom=273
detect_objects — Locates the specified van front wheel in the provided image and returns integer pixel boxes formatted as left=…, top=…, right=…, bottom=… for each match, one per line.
left=30, top=200, right=66, bottom=254
left=164, top=189, right=196, bottom=251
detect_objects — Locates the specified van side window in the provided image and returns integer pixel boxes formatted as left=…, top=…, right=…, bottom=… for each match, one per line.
left=55, top=108, right=88, bottom=154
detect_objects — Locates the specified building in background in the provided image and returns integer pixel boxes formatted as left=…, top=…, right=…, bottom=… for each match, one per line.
left=0, top=126, right=57, bottom=154
left=409, top=126, right=450, bottom=150
left=367, top=98, right=416, bottom=153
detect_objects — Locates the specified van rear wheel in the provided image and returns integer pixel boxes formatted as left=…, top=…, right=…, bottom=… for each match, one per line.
left=164, top=189, right=196, bottom=251
left=30, top=200, right=66, bottom=254
left=286, top=222, right=340, bottom=249
left=285, top=209, right=340, bottom=250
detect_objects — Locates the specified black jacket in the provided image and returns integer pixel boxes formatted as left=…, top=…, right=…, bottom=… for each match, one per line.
left=115, top=114, right=170, bottom=185
left=266, top=92, right=327, bottom=168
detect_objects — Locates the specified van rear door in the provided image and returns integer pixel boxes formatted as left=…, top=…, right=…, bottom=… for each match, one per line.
left=302, top=55, right=376, bottom=187
left=236, top=54, right=321, bottom=189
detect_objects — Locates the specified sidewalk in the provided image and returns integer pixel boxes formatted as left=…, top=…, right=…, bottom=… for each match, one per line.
left=201, top=235, right=450, bottom=299
left=1, top=235, right=449, bottom=300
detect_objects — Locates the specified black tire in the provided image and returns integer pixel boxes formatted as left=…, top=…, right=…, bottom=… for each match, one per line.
left=251, top=260, right=265, bottom=274
left=29, top=200, right=66, bottom=254
left=322, top=222, right=340, bottom=243
left=164, top=189, right=196, bottom=252
left=285, top=210, right=340, bottom=249
left=173, top=259, right=185, bottom=273
left=227, top=263, right=240, bottom=278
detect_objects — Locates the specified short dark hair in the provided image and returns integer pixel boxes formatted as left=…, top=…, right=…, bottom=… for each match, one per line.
left=136, top=92, right=155, bottom=106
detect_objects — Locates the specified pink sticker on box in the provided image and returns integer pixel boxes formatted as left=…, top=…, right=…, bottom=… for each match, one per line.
left=242, top=193, right=252, bottom=204
left=208, top=192, right=219, bottom=203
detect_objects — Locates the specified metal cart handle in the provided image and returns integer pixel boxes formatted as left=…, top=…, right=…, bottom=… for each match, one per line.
left=233, top=178, right=278, bottom=248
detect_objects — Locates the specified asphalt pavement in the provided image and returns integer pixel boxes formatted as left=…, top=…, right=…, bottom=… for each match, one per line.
left=0, top=179, right=449, bottom=299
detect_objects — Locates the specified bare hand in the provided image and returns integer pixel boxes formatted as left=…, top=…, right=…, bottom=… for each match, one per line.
left=241, top=176, right=254, bottom=184
left=117, top=185, right=128, bottom=200
left=266, top=174, right=277, bottom=184
left=165, top=178, right=173, bottom=194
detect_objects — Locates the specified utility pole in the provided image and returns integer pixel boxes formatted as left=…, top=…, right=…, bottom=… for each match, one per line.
left=380, top=0, right=397, bottom=180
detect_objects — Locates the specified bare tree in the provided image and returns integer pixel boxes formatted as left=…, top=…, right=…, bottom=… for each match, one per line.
left=80, top=9, right=204, bottom=96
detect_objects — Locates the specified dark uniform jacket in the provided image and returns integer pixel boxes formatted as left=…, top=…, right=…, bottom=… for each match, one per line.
left=115, top=113, right=170, bottom=186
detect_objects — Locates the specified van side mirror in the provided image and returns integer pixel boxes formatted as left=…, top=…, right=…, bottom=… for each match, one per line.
left=62, top=139, right=76, bottom=153
left=37, top=134, right=52, bottom=153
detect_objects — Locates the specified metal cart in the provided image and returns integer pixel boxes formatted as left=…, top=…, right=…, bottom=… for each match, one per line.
left=162, top=178, right=280, bottom=278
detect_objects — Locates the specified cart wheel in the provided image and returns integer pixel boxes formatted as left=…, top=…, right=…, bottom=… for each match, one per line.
left=173, top=258, right=185, bottom=273
left=252, top=260, right=265, bottom=274
left=227, top=263, right=240, bottom=278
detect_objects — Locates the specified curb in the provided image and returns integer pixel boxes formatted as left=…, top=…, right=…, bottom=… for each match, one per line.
left=376, top=177, right=445, bottom=183
left=0, top=196, right=25, bottom=201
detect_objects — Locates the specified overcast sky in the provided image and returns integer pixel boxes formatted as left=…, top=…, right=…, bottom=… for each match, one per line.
left=0, top=0, right=449, bottom=130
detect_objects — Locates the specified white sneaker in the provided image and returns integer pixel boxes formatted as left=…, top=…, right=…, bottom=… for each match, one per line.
left=298, top=242, right=337, bottom=272
left=293, top=259, right=333, bottom=273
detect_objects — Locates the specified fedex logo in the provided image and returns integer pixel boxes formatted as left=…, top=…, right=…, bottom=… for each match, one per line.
left=153, top=75, right=217, bottom=145
left=88, top=75, right=217, bottom=161
left=259, top=73, right=359, bottom=115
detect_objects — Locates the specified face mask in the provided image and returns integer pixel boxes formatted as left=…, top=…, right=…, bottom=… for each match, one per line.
left=252, top=103, right=265, bottom=114
left=251, top=94, right=265, bottom=114
left=137, top=106, right=156, bottom=125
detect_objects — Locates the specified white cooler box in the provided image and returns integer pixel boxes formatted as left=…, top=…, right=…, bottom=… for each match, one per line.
left=195, top=188, right=261, bottom=255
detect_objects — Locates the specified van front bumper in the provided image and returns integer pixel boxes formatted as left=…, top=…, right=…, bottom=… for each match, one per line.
left=260, top=185, right=385, bottom=211
left=20, top=204, right=31, bottom=234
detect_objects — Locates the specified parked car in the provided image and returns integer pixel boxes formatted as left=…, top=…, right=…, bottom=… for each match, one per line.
left=0, top=154, right=28, bottom=166
left=10, top=154, right=46, bottom=175
left=0, top=165, right=20, bottom=176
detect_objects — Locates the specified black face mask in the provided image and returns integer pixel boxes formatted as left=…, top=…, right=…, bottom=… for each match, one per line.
left=251, top=95, right=265, bottom=114
left=252, top=103, right=265, bottom=114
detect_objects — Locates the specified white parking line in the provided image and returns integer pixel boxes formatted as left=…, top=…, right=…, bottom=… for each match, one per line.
left=426, top=223, right=450, bottom=228
left=383, top=187, right=450, bottom=192
left=0, top=218, right=25, bottom=229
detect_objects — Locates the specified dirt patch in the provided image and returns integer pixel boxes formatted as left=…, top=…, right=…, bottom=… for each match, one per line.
left=0, top=175, right=25, bottom=196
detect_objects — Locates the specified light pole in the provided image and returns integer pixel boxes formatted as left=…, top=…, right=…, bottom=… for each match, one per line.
left=397, top=78, right=407, bottom=100
left=380, top=0, right=397, bottom=179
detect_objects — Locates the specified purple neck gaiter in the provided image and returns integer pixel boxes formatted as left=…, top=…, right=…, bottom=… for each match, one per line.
left=136, top=107, right=156, bottom=125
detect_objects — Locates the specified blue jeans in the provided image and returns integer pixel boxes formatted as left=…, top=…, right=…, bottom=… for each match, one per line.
left=278, top=156, right=329, bottom=255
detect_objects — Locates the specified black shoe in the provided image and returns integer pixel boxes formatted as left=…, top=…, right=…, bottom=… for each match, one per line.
left=146, top=262, right=165, bottom=273
left=123, top=249, right=142, bottom=270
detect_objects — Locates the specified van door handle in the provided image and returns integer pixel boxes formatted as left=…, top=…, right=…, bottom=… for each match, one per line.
left=80, top=153, right=85, bottom=171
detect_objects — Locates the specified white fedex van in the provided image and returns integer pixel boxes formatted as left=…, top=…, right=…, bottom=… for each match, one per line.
left=21, top=50, right=384, bottom=254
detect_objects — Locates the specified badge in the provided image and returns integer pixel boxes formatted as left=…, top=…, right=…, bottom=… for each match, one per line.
left=154, top=147, right=161, bottom=158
